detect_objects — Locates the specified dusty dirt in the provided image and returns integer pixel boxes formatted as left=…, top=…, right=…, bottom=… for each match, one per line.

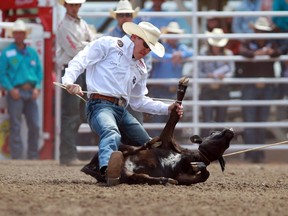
left=0, top=160, right=288, bottom=216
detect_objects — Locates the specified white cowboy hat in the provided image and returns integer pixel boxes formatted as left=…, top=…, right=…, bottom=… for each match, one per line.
left=123, top=21, right=165, bottom=57
left=58, top=0, right=86, bottom=5
left=206, top=28, right=228, bottom=47
left=162, top=22, right=184, bottom=34
left=253, top=16, right=273, bottom=31
left=110, top=0, right=139, bottom=19
left=10, top=19, right=31, bottom=34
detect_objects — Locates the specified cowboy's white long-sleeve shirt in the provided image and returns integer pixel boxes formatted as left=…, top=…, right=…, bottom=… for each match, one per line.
left=62, top=35, right=169, bottom=115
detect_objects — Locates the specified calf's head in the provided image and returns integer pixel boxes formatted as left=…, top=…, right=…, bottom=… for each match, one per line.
left=190, top=128, right=234, bottom=171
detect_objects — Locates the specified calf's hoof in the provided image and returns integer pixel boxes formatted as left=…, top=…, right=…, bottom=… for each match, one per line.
left=145, top=136, right=161, bottom=149
left=190, top=162, right=206, bottom=172
left=159, top=177, right=178, bottom=185
left=167, top=178, right=178, bottom=185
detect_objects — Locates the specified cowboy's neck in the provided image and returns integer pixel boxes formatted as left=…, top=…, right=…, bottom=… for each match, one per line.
left=15, top=42, right=26, bottom=51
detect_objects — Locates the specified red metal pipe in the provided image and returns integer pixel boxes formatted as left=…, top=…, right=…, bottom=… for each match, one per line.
left=38, top=7, right=55, bottom=159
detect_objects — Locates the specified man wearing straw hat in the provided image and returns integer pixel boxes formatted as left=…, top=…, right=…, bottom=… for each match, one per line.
left=107, top=0, right=151, bottom=125
left=62, top=21, right=183, bottom=186
left=198, top=28, right=235, bottom=138
left=239, top=17, right=281, bottom=163
left=56, top=0, right=96, bottom=166
left=108, top=0, right=139, bottom=37
left=147, top=21, right=193, bottom=138
left=0, top=19, right=43, bottom=160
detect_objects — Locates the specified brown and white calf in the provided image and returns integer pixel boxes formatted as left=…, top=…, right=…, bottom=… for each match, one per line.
left=81, top=77, right=234, bottom=185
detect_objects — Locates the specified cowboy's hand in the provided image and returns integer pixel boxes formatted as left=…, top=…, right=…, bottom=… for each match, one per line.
left=32, top=89, right=41, bottom=100
left=168, top=102, right=184, bottom=118
left=265, top=47, right=274, bottom=56
left=65, top=84, right=84, bottom=96
left=9, top=88, right=20, bottom=100
left=216, top=73, right=225, bottom=80
left=172, top=51, right=183, bottom=64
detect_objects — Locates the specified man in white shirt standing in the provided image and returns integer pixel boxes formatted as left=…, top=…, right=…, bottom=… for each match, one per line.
left=56, top=0, right=96, bottom=166
left=62, top=22, right=183, bottom=186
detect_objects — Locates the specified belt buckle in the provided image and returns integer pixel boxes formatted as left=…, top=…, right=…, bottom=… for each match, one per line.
left=118, top=97, right=126, bottom=107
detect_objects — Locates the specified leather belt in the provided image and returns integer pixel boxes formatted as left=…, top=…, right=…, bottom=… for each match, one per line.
left=90, top=93, right=126, bottom=107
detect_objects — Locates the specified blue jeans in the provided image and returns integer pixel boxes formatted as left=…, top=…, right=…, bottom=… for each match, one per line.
left=86, top=99, right=151, bottom=169
left=7, top=89, right=40, bottom=159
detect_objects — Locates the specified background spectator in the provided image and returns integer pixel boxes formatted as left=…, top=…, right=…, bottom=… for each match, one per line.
left=206, top=10, right=221, bottom=32
left=56, top=0, right=96, bottom=166
left=147, top=21, right=193, bottom=138
left=0, top=19, right=43, bottom=159
left=272, top=0, right=288, bottom=33
left=271, top=0, right=288, bottom=123
left=134, top=0, right=175, bottom=32
left=221, top=5, right=241, bottom=55
left=198, top=28, right=235, bottom=137
left=239, top=17, right=281, bottom=163
left=232, top=0, right=262, bottom=34
left=231, top=0, right=262, bottom=80
left=108, top=0, right=139, bottom=37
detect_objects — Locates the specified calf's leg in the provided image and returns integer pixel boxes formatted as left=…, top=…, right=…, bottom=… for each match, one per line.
left=122, top=169, right=178, bottom=185
left=176, top=169, right=210, bottom=185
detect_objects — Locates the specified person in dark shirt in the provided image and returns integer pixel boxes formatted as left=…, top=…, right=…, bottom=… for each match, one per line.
left=239, top=17, right=281, bottom=163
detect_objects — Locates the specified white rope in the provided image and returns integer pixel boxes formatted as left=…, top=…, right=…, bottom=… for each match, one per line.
left=53, top=82, right=87, bottom=102
left=53, top=81, right=177, bottom=103
left=223, top=140, right=288, bottom=157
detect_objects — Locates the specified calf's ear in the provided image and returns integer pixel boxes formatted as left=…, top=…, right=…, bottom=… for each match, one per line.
left=218, top=156, right=226, bottom=172
left=190, top=135, right=202, bottom=144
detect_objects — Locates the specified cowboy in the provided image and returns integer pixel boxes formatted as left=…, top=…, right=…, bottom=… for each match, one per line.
left=198, top=28, right=235, bottom=137
left=107, top=0, right=151, bottom=125
left=56, top=0, right=97, bottom=166
left=0, top=19, right=43, bottom=159
left=62, top=21, right=184, bottom=186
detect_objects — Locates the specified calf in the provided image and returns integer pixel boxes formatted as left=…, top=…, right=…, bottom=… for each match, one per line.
left=82, top=128, right=233, bottom=185
left=81, top=77, right=234, bottom=185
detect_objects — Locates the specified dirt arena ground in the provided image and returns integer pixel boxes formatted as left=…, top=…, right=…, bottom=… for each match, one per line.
left=0, top=160, right=287, bottom=216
